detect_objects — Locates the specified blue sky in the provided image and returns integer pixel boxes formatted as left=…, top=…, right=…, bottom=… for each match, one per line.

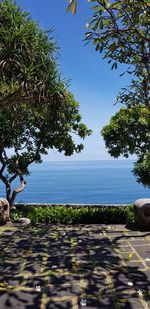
left=17, top=0, right=132, bottom=161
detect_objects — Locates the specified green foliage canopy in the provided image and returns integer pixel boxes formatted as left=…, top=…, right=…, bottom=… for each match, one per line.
left=101, top=106, right=150, bottom=186
left=66, top=0, right=150, bottom=109
left=67, top=0, right=150, bottom=188
left=0, top=0, right=57, bottom=108
left=0, top=0, right=91, bottom=206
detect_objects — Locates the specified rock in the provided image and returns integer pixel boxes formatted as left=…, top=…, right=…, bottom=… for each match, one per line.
left=134, top=198, right=150, bottom=229
left=17, top=217, right=31, bottom=225
left=0, top=198, right=10, bottom=225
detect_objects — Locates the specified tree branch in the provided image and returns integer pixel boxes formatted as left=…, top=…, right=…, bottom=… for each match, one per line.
left=0, top=162, right=6, bottom=174
left=0, top=172, right=8, bottom=185
left=9, top=173, right=18, bottom=183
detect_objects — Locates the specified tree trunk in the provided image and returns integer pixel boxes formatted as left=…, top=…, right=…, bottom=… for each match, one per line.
left=9, top=176, right=26, bottom=208
left=6, top=182, right=11, bottom=207
left=0, top=171, right=26, bottom=208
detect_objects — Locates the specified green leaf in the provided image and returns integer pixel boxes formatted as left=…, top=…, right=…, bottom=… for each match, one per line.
left=72, top=1, right=77, bottom=15
left=111, top=62, right=117, bottom=70
left=66, top=1, right=74, bottom=12
left=100, top=20, right=103, bottom=29
left=96, top=43, right=99, bottom=51
left=93, top=20, right=99, bottom=30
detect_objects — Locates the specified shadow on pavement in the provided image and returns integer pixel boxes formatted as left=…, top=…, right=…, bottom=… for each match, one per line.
left=0, top=224, right=150, bottom=308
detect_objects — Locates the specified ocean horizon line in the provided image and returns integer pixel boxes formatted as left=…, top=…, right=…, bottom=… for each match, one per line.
left=42, top=159, right=135, bottom=163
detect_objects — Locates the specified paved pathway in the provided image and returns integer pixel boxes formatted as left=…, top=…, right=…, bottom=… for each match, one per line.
left=0, top=224, right=150, bottom=308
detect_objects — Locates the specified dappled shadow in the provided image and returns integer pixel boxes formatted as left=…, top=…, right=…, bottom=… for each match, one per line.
left=0, top=224, right=150, bottom=308
left=126, top=221, right=150, bottom=232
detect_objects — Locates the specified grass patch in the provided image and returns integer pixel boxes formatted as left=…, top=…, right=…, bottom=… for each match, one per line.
left=10, top=204, right=134, bottom=225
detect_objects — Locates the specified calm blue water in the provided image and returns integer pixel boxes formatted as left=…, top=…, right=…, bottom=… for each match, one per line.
left=0, top=160, right=149, bottom=204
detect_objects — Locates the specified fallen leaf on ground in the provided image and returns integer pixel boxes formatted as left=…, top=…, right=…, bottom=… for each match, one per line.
left=118, top=298, right=128, bottom=303
left=127, top=281, right=133, bottom=286
left=0, top=281, right=8, bottom=288
left=137, top=289, right=143, bottom=298
left=127, top=253, right=134, bottom=261
left=35, top=285, right=41, bottom=292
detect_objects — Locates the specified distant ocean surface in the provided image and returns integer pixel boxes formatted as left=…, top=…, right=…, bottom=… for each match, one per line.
left=0, top=160, right=149, bottom=204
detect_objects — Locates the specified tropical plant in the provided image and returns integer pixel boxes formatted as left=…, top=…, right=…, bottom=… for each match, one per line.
left=66, top=0, right=150, bottom=110
left=0, top=0, right=57, bottom=109
left=0, top=0, right=91, bottom=207
left=10, top=204, right=134, bottom=224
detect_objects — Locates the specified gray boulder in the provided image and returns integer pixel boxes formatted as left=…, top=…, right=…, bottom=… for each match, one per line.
left=0, top=198, right=10, bottom=225
left=134, top=198, right=150, bottom=229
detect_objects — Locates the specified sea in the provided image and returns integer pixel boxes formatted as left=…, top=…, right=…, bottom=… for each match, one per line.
left=0, top=160, right=149, bottom=204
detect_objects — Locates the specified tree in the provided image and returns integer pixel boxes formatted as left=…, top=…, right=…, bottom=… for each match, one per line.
left=0, top=0, right=91, bottom=207
left=66, top=0, right=150, bottom=110
left=101, top=106, right=150, bottom=186
left=66, top=0, right=150, bottom=187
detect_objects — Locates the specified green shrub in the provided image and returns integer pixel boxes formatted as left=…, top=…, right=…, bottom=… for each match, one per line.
left=10, top=204, right=134, bottom=225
